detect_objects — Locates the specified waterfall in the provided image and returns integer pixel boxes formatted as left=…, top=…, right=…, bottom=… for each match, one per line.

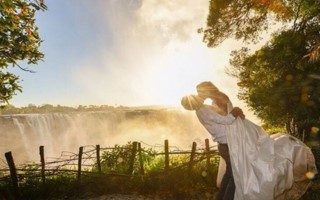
left=12, top=118, right=32, bottom=159
left=25, top=114, right=55, bottom=157
left=0, top=109, right=208, bottom=164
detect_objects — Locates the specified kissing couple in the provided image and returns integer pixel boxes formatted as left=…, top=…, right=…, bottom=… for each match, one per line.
left=181, top=81, right=318, bottom=200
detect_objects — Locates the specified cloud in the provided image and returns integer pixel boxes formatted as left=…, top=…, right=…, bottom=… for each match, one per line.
left=64, top=0, right=263, bottom=126
left=137, top=0, right=208, bottom=42
left=70, top=0, right=211, bottom=106
left=9, top=0, right=261, bottom=124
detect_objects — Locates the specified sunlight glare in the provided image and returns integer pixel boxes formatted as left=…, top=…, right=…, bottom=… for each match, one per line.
left=141, top=37, right=224, bottom=107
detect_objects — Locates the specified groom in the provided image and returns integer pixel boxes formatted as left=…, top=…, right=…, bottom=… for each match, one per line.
left=196, top=81, right=244, bottom=200
left=196, top=81, right=245, bottom=119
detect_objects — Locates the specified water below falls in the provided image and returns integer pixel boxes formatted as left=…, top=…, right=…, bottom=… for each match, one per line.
left=0, top=108, right=210, bottom=164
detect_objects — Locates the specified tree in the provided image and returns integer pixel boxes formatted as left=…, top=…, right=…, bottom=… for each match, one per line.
left=202, top=0, right=320, bottom=139
left=230, top=29, right=320, bottom=140
left=0, top=0, right=47, bottom=105
left=201, top=0, right=320, bottom=49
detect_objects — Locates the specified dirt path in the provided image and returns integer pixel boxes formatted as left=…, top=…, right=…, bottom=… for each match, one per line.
left=85, top=195, right=153, bottom=200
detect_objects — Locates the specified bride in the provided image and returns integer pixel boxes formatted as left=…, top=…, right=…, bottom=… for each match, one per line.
left=181, top=84, right=317, bottom=200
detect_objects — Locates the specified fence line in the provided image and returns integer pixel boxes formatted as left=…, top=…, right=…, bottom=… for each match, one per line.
left=1, top=139, right=220, bottom=195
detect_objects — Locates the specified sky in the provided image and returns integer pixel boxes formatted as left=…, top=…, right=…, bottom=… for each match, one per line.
left=9, top=0, right=266, bottom=122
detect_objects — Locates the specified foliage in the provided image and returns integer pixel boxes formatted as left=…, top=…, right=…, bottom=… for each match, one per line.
left=202, top=0, right=320, bottom=140
left=20, top=174, right=78, bottom=200
left=262, top=123, right=286, bottom=135
left=92, top=142, right=220, bottom=198
left=0, top=142, right=222, bottom=199
left=229, top=29, right=320, bottom=140
left=0, top=0, right=47, bottom=105
left=99, top=142, right=136, bottom=174
left=201, top=0, right=320, bottom=49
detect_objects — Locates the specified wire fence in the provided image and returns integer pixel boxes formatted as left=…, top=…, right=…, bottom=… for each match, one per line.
left=0, top=139, right=221, bottom=198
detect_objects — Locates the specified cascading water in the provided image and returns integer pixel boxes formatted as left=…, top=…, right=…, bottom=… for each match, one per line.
left=0, top=108, right=209, bottom=164
left=12, top=118, right=32, bottom=159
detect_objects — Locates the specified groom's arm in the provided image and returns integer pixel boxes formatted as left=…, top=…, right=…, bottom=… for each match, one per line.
left=230, top=107, right=245, bottom=119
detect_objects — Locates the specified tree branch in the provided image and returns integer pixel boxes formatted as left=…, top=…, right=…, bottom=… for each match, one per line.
left=292, top=1, right=302, bottom=31
left=1, top=53, right=36, bottom=73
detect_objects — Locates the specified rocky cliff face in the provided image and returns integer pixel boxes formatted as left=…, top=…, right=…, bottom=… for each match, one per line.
left=0, top=109, right=207, bottom=164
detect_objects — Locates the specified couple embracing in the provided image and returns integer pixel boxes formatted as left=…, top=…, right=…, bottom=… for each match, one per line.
left=181, top=81, right=317, bottom=200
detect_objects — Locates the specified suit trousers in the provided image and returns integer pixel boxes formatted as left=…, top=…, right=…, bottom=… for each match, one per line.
left=217, top=143, right=235, bottom=200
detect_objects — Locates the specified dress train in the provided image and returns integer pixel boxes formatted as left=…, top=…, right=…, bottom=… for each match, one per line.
left=217, top=118, right=317, bottom=200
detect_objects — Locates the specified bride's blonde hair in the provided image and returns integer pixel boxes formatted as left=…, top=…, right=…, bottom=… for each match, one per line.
left=181, top=95, right=204, bottom=111
left=196, top=81, right=219, bottom=98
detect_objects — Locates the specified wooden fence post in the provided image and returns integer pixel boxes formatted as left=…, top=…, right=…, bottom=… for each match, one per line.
left=205, top=139, right=211, bottom=171
left=138, top=142, right=145, bottom=175
left=39, top=146, right=46, bottom=184
left=164, top=140, right=169, bottom=172
left=96, top=145, right=101, bottom=173
left=189, top=142, right=197, bottom=169
left=5, top=152, right=20, bottom=199
left=128, top=142, right=138, bottom=175
left=77, top=146, right=83, bottom=184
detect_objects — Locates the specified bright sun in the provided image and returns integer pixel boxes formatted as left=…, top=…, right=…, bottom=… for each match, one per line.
left=138, top=36, right=231, bottom=107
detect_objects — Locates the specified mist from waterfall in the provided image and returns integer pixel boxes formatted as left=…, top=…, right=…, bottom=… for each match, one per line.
left=0, top=108, right=210, bottom=164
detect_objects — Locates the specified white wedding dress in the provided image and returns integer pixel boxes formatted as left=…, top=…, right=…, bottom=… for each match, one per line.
left=216, top=105, right=317, bottom=200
